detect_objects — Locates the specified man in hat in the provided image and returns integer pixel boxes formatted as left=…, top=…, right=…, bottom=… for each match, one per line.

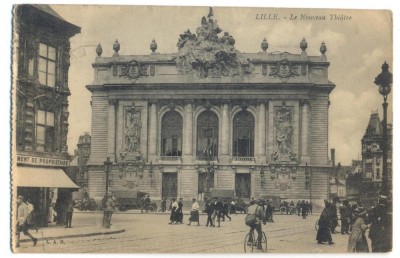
left=16, top=195, right=38, bottom=247
left=340, top=200, right=351, bottom=234
left=369, top=195, right=390, bottom=252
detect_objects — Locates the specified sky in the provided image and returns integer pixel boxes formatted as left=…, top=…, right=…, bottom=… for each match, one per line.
left=48, top=5, right=393, bottom=166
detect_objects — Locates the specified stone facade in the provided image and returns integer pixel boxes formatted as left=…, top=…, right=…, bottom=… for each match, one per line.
left=87, top=9, right=334, bottom=204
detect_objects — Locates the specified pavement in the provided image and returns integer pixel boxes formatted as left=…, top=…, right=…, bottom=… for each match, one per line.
left=15, top=209, right=366, bottom=253
left=18, top=209, right=200, bottom=244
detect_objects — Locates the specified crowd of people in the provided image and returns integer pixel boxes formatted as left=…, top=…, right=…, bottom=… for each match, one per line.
left=316, top=197, right=391, bottom=253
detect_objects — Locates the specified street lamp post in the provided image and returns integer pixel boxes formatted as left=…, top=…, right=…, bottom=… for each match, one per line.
left=102, top=157, right=113, bottom=228
left=374, top=61, right=392, bottom=196
left=104, top=157, right=112, bottom=198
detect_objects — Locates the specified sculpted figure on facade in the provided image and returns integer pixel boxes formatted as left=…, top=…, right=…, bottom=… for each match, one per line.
left=272, top=106, right=297, bottom=163
left=176, top=7, right=254, bottom=78
left=124, top=106, right=142, bottom=154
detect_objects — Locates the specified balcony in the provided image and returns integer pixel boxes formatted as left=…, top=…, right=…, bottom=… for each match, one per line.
left=159, top=156, right=182, bottom=162
left=232, top=156, right=255, bottom=162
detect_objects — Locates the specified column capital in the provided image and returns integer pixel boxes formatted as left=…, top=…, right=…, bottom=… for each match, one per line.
left=300, top=99, right=311, bottom=106
left=108, top=99, right=117, bottom=106
left=184, top=99, right=194, bottom=105
left=221, top=99, right=231, bottom=105
left=257, top=99, right=268, bottom=105
left=148, top=99, right=159, bottom=105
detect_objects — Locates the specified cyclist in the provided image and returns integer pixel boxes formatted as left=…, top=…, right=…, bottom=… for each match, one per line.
left=246, top=200, right=266, bottom=250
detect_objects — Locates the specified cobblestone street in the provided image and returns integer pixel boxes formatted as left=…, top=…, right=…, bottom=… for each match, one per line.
left=17, top=211, right=358, bottom=253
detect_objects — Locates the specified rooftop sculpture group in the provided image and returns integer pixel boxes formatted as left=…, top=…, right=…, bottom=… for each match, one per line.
left=176, top=7, right=254, bottom=78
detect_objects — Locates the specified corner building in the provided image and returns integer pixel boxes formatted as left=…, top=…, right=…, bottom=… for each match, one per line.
left=14, top=5, right=80, bottom=227
left=87, top=9, right=335, bottom=206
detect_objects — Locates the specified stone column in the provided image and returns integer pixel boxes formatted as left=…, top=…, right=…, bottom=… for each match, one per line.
left=220, top=100, right=230, bottom=163
left=301, top=101, right=310, bottom=164
left=257, top=100, right=267, bottom=163
left=183, top=100, right=193, bottom=162
left=148, top=100, right=158, bottom=161
left=107, top=99, right=116, bottom=162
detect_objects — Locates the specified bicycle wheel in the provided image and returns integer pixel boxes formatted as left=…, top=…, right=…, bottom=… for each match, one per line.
left=315, top=219, right=319, bottom=231
left=244, top=232, right=254, bottom=253
left=260, top=231, right=268, bottom=252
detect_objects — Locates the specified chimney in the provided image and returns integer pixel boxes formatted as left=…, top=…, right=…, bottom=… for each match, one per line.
left=331, top=148, right=335, bottom=167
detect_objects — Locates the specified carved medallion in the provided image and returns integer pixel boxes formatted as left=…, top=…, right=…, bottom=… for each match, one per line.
left=269, top=59, right=300, bottom=79
left=120, top=60, right=148, bottom=80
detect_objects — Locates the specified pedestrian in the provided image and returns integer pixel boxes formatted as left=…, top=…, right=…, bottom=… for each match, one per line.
left=296, top=200, right=301, bottom=216
left=169, top=198, right=178, bottom=224
left=329, top=200, right=338, bottom=233
left=309, top=202, right=313, bottom=215
left=368, top=197, right=390, bottom=252
left=25, top=198, right=39, bottom=232
left=266, top=200, right=274, bottom=223
left=230, top=199, right=236, bottom=214
left=102, top=194, right=115, bottom=228
left=245, top=200, right=266, bottom=250
left=305, top=201, right=310, bottom=216
left=161, top=198, right=167, bottom=212
left=347, top=207, right=369, bottom=252
left=65, top=198, right=75, bottom=228
left=301, top=200, right=307, bottom=219
left=316, top=200, right=334, bottom=245
left=16, top=195, right=38, bottom=248
left=205, top=198, right=214, bottom=227
left=188, top=198, right=200, bottom=226
left=213, top=198, right=224, bottom=227
left=177, top=198, right=184, bottom=224
left=143, top=194, right=151, bottom=213
left=222, top=200, right=231, bottom=221
left=340, top=200, right=351, bottom=234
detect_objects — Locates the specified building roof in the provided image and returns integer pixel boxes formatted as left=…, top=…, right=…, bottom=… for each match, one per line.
left=89, top=8, right=334, bottom=91
left=17, top=4, right=81, bottom=37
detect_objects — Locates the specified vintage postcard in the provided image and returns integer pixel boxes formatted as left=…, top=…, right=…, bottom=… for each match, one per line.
left=11, top=4, right=392, bottom=253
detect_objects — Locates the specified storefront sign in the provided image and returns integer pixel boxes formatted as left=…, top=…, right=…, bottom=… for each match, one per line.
left=16, top=154, right=70, bottom=167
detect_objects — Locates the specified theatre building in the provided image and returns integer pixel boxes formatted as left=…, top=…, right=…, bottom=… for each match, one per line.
left=87, top=9, right=335, bottom=206
left=13, top=5, right=80, bottom=227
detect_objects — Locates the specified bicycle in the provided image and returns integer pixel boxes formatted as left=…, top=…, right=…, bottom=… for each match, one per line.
left=244, top=228, right=267, bottom=253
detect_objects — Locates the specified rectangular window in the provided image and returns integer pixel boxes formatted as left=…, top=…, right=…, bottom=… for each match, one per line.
left=36, top=110, right=56, bottom=152
left=38, top=43, right=57, bottom=87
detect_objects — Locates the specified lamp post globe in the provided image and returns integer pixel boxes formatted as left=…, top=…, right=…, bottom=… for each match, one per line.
left=374, top=61, right=392, bottom=197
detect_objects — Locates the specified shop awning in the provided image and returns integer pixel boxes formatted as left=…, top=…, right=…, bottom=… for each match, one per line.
left=15, top=166, right=80, bottom=188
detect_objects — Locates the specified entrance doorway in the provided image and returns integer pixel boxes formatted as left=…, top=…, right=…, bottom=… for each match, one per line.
left=162, top=173, right=177, bottom=198
left=235, top=173, right=251, bottom=198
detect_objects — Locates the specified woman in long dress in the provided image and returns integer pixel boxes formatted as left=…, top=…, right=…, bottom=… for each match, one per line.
left=316, top=200, right=334, bottom=244
left=188, top=198, right=200, bottom=226
left=347, top=207, right=370, bottom=252
left=168, top=198, right=178, bottom=224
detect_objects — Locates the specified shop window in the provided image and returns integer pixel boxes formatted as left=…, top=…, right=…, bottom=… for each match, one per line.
left=161, top=111, right=182, bottom=156
left=36, top=110, right=55, bottom=152
left=197, top=110, right=218, bottom=159
left=38, top=43, right=57, bottom=87
left=233, top=110, right=254, bottom=157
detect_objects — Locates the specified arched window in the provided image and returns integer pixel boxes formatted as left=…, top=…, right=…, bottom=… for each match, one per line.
left=197, top=111, right=219, bottom=159
left=161, top=111, right=183, bottom=156
left=233, top=110, right=254, bottom=157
